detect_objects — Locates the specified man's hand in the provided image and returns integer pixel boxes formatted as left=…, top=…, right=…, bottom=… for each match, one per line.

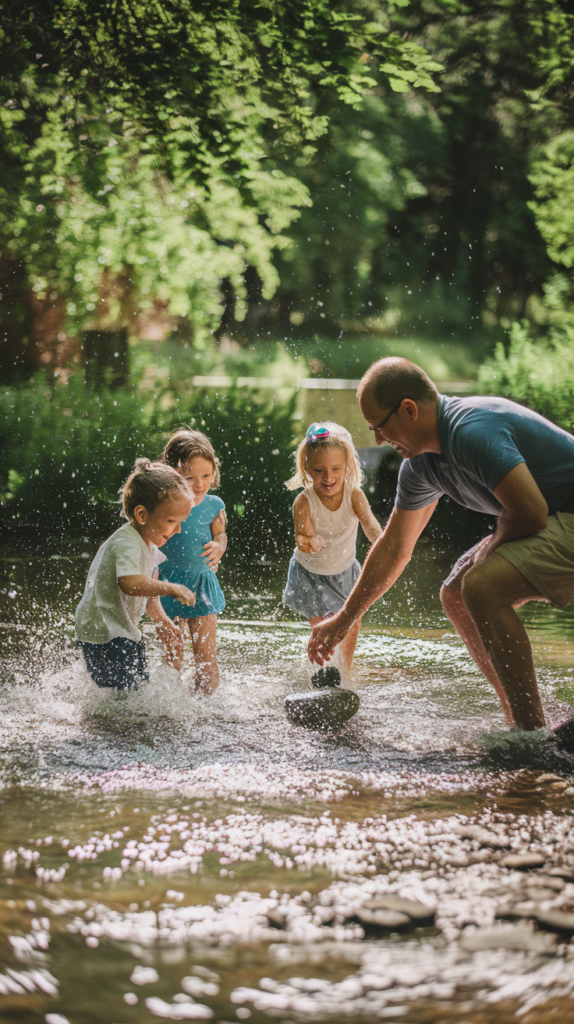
left=308, top=611, right=350, bottom=665
left=155, top=617, right=181, bottom=644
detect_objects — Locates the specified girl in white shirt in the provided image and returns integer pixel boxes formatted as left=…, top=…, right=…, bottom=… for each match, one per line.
left=283, top=422, right=382, bottom=680
left=75, top=458, right=195, bottom=690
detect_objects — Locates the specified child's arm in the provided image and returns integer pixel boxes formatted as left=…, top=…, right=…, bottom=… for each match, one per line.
left=352, top=489, right=383, bottom=544
left=202, top=510, right=227, bottom=570
left=118, top=575, right=196, bottom=606
left=293, top=493, right=324, bottom=554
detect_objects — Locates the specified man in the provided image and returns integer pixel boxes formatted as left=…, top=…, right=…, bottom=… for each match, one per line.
left=308, top=356, right=574, bottom=740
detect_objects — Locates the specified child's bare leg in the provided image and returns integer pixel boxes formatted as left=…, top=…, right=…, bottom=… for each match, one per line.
left=158, top=618, right=184, bottom=671
left=188, top=615, right=219, bottom=696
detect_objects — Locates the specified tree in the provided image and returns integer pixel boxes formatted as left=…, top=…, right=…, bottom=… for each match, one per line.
left=0, top=0, right=441, bottom=377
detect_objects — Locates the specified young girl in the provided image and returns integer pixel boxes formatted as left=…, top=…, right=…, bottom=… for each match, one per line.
left=157, top=428, right=227, bottom=695
left=283, top=421, right=382, bottom=680
left=75, top=459, right=195, bottom=690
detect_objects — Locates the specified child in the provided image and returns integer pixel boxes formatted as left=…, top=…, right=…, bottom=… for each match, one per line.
left=157, top=428, right=227, bottom=695
left=283, top=421, right=382, bottom=680
left=75, top=458, right=195, bottom=690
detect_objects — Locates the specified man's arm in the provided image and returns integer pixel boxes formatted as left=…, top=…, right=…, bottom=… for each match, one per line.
left=308, top=502, right=437, bottom=664
left=476, top=462, right=548, bottom=562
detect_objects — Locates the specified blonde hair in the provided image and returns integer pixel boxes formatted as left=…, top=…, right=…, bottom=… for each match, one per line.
left=286, top=421, right=364, bottom=491
left=120, top=458, right=191, bottom=521
left=160, top=427, right=221, bottom=488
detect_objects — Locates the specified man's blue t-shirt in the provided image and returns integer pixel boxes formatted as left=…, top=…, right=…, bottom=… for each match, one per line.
left=395, top=395, right=574, bottom=517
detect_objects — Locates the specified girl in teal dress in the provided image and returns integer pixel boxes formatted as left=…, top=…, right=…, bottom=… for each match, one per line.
left=158, top=429, right=227, bottom=695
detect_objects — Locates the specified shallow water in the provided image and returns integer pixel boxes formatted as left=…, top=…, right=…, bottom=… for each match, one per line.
left=1, top=540, right=574, bottom=1024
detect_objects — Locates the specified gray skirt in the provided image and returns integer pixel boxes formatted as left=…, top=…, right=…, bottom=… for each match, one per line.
left=282, top=554, right=361, bottom=619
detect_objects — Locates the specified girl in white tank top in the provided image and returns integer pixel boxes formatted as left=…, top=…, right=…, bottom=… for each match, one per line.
left=282, top=421, right=382, bottom=680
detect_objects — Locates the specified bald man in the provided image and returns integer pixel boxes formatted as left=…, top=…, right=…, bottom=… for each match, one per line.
left=308, top=356, right=574, bottom=741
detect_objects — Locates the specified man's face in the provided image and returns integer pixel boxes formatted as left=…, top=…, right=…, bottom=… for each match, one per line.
left=359, top=387, right=420, bottom=458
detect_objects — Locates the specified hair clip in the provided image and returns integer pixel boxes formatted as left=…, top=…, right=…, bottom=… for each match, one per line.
left=306, top=423, right=330, bottom=444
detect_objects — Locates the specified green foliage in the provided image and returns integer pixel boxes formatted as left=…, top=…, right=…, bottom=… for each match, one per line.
left=477, top=321, right=574, bottom=433
left=0, top=0, right=441, bottom=364
left=529, top=132, right=574, bottom=269
left=0, top=375, right=298, bottom=553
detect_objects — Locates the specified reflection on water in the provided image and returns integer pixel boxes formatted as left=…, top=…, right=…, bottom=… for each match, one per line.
left=1, top=540, right=574, bottom=1023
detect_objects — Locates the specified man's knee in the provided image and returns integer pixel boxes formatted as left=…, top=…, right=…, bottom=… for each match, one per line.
left=461, top=563, right=499, bottom=616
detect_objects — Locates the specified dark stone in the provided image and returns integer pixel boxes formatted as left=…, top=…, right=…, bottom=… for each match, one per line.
left=552, top=717, right=574, bottom=751
left=284, top=688, right=360, bottom=731
left=501, top=853, right=547, bottom=870
left=495, top=904, right=537, bottom=921
left=311, top=666, right=341, bottom=689
left=266, top=909, right=288, bottom=929
left=361, top=895, right=435, bottom=925
left=461, top=924, right=557, bottom=953
left=534, top=909, right=574, bottom=935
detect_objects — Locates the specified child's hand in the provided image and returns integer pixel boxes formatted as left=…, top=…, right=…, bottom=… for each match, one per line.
left=155, top=617, right=181, bottom=643
left=296, top=532, right=324, bottom=554
left=202, top=539, right=225, bottom=569
left=170, top=583, right=196, bottom=606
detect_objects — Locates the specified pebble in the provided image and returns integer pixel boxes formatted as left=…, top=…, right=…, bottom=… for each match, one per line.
left=354, top=907, right=411, bottom=931
left=501, top=853, right=547, bottom=870
left=360, top=895, right=435, bottom=925
left=266, top=909, right=288, bottom=930
left=534, top=909, right=574, bottom=935
left=548, top=865, right=574, bottom=881
left=460, top=924, right=558, bottom=953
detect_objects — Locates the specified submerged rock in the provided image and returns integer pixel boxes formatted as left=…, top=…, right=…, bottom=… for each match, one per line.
left=360, top=895, right=435, bottom=925
left=534, top=909, right=574, bottom=935
left=460, top=924, right=558, bottom=953
left=355, top=907, right=411, bottom=931
left=284, top=689, right=360, bottom=731
left=501, top=852, right=547, bottom=870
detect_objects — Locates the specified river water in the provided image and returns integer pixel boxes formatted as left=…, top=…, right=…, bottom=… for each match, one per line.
left=2, top=539, right=574, bottom=1024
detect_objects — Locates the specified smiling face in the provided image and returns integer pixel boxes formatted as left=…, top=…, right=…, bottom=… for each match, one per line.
left=306, top=445, right=347, bottom=501
left=133, top=493, right=193, bottom=547
left=180, top=456, right=215, bottom=505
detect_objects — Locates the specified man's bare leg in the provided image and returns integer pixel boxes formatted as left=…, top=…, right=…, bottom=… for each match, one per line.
left=459, top=553, right=545, bottom=730
left=441, top=542, right=515, bottom=723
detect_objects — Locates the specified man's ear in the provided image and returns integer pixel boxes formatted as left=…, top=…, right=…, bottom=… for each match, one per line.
left=133, top=505, right=147, bottom=525
left=402, top=399, right=419, bottom=421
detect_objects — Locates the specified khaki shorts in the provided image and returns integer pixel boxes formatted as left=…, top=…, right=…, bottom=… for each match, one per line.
left=496, top=511, right=574, bottom=608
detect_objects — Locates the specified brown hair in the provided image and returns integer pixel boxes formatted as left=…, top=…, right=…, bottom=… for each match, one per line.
left=357, top=357, right=439, bottom=410
left=120, top=458, right=191, bottom=521
left=160, top=427, right=221, bottom=488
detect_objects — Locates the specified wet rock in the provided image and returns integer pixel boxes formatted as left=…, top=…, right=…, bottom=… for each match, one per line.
left=266, top=909, right=288, bottom=930
left=454, top=826, right=510, bottom=849
left=495, top=903, right=537, bottom=921
left=284, top=689, right=360, bottom=731
left=523, top=887, right=560, bottom=902
left=501, top=852, right=547, bottom=870
left=523, top=874, right=565, bottom=892
left=536, top=773, right=565, bottom=784
left=361, top=895, right=435, bottom=926
left=310, top=666, right=341, bottom=689
left=460, top=924, right=558, bottom=953
left=355, top=907, right=411, bottom=931
left=548, top=865, right=574, bottom=882
left=534, top=909, right=574, bottom=935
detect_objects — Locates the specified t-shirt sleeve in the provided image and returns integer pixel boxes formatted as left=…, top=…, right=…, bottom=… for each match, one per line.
left=454, top=418, right=525, bottom=491
left=114, top=535, right=147, bottom=578
left=395, top=458, right=443, bottom=511
left=211, top=496, right=225, bottom=520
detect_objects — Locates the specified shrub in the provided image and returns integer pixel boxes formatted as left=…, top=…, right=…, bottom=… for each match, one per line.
left=477, top=321, right=574, bottom=433
left=0, top=374, right=298, bottom=554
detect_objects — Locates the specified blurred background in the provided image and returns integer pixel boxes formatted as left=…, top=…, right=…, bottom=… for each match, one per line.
left=1, top=0, right=573, bottom=552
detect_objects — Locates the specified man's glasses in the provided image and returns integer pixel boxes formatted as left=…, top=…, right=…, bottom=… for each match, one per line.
left=368, top=401, right=403, bottom=437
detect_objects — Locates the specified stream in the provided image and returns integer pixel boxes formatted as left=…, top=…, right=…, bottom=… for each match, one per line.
left=1, top=539, right=574, bottom=1024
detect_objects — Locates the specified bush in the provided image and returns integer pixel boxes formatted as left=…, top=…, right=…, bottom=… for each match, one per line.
left=0, top=374, right=298, bottom=555
left=477, top=321, right=574, bottom=433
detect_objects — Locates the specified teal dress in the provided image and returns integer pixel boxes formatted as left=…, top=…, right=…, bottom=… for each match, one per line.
left=159, top=494, right=226, bottom=620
